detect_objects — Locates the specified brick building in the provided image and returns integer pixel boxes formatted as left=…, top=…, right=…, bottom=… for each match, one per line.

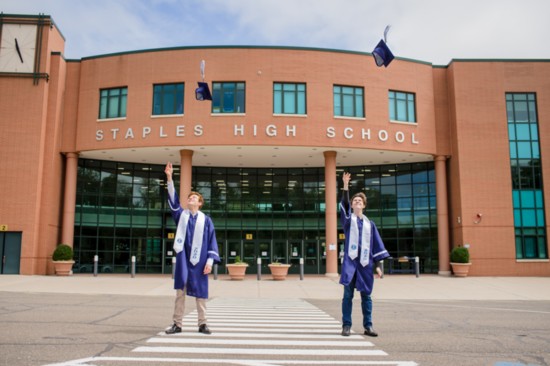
left=1, top=14, right=549, bottom=276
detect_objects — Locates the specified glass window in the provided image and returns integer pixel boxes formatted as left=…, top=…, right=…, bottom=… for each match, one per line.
left=506, top=92, right=547, bottom=259
left=333, top=85, right=364, bottom=117
left=75, top=161, right=438, bottom=274
left=99, top=87, right=127, bottom=119
left=273, top=83, right=306, bottom=115
left=212, top=82, right=245, bottom=113
left=152, top=83, right=184, bottom=115
left=389, top=90, right=416, bottom=123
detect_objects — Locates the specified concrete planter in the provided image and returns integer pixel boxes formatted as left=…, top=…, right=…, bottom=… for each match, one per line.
left=53, top=260, right=75, bottom=276
left=450, top=262, right=471, bottom=277
left=268, top=264, right=291, bottom=280
left=226, top=263, right=248, bottom=280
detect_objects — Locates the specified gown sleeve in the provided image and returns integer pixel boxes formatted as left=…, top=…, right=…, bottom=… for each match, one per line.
left=339, top=189, right=351, bottom=223
left=167, top=180, right=183, bottom=224
left=206, top=217, right=221, bottom=265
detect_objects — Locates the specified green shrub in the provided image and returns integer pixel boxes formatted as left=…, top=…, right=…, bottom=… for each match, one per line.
left=52, top=244, right=74, bottom=261
left=450, top=246, right=469, bottom=263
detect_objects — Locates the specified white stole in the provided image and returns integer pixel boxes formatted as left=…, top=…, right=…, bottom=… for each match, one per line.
left=349, top=214, right=371, bottom=267
left=174, top=210, right=206, bottom=266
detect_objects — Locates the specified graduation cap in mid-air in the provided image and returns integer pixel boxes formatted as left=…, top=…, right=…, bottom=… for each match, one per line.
left=195, top=60, right=212, bottom=101
left=372, top=25, right=395, bottom=67
left=196, top=81, right=212, bottom=101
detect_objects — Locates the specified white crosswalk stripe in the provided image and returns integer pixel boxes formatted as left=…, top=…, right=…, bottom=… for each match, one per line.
left=44, top=297, right=418, bottom=366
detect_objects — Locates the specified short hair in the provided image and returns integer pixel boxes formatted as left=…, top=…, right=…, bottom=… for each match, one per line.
left=351, top=192, right=367, bottom=206
left=188, top=191, right=204, bottom=206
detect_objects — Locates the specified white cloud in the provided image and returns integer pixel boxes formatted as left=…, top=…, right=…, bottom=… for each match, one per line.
left=2, top=0, right=549, bottom=64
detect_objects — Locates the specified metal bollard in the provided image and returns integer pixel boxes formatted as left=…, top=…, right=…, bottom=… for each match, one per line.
left=379, top=260, right=384, bottom=279
left=172, top=257, right=176, bottom=279
left=93, top=255, right=98, bottom=277
left=299, top=258, right=304, bottom=280
left=213, top=263, right=218, bottom=280
left=131, top=256, right=136, bottom=278
left=415, top=256, right=420, bottom=278
left=257, top=257, right=262, bottom=281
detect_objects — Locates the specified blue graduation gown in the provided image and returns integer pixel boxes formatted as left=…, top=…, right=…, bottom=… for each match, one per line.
left=168, top=187, right=220, bottom=299
left=339, top=191, right=390, bottom=295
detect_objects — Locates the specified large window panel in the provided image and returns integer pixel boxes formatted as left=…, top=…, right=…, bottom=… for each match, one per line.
left=152, top=83, right=184, bottom=115
left=389, top=90, right=416, bottom=123
left=334, top=85, right=364, bottom=118
left=99, top=87, right=127, bottom=119
left=274, top=82, right=306, bottom=115
left=506, top=92, right=547, bottom=260
left=212, top=82, right=245, bottom=113
left=75, top=160, right=437, bottom=274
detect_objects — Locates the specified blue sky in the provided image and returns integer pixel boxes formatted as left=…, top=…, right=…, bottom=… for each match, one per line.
left=2, top=0, right=550, bottom=65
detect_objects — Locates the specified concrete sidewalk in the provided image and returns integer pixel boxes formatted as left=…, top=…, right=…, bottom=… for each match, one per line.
left=1, top=274, right=550, bottom=300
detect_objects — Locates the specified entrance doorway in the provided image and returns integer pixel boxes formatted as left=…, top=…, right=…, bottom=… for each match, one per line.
left=0, top=232, right=21, bottom=274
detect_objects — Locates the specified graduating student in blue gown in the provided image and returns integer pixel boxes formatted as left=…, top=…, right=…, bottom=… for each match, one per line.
left=339, top=172, right=390, bottom=337
left=164, top=162, right=220, bottom=335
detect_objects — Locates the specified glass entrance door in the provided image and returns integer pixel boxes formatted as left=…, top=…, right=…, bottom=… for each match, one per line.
left=226, top=240, right=242, bottom=265
left=288, top=240, right=302, bottom=274
left=242, top=240, right=272, bottom=274
left=1, top=232, right=21, bottom=274
left=243, top=240, right=256, bottom=273
left=304, top=239, right=319, bottom=273
left=163, top=239, right=174, bottom=274
left=257, top=240, right=270, bottom=274
left=272, top=240, right=287, bottom=264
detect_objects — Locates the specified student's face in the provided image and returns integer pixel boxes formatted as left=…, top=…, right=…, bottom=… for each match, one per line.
left=352, top=197, right=365, bottom=210
left=187, top=194, right=202, bottom=208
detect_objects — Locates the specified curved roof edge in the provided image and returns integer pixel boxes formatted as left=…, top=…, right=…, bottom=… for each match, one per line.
left=72, top=45, right=433, bottom=66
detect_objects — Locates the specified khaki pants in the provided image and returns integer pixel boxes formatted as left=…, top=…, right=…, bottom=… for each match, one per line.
left=172, top=288, right=207, bottom=327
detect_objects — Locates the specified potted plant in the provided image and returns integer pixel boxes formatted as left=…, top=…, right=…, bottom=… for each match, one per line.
left=268, top=260, right=291, bottom=280
left=226, top=256, right=249, bottom=280
left=450, top=246, right=471, bottom=277
left=52, top=244, right=75, bottom=276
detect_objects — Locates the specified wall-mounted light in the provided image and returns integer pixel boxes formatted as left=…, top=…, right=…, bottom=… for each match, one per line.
left=474, top=213, right=482, bottom=224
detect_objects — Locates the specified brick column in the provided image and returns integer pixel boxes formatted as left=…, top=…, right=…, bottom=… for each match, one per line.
left=324, top=151, right=338, bottom=277
left=435, top=155, right=451, bottom=275
left=61, top=152, right=79, bottom=247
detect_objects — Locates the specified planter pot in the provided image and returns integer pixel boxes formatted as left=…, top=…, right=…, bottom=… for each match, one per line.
left=226, top=264, right=248, bottom=280
left=53, top=260, right=75, bottom=276
left=268, top=264, right=291, bottom=280
left=450, top=262, right=471, bottom=277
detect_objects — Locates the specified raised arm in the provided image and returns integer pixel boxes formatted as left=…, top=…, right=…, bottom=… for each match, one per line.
left=165, top=162, right=173, bottom=183
left=340, top=172, right=351, bottom=217
left=165, top=162, right=182, bottom=224
left=342, top=172, right=351, bottom=191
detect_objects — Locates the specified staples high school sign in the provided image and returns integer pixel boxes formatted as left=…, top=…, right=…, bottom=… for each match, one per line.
left=95, top=123, right=420, bottom=145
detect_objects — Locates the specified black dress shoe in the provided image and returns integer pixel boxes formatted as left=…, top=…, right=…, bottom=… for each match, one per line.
left=165, top=323, right=182, bottom=334
left=198, top=324, right=211, bottom=334
left=364, top=326, right=378, bottom=337
left=341, top=325, right=351, bottom=337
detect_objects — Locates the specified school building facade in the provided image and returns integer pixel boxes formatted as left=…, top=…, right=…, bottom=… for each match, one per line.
left=1, top=14, right=549, bottom=276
